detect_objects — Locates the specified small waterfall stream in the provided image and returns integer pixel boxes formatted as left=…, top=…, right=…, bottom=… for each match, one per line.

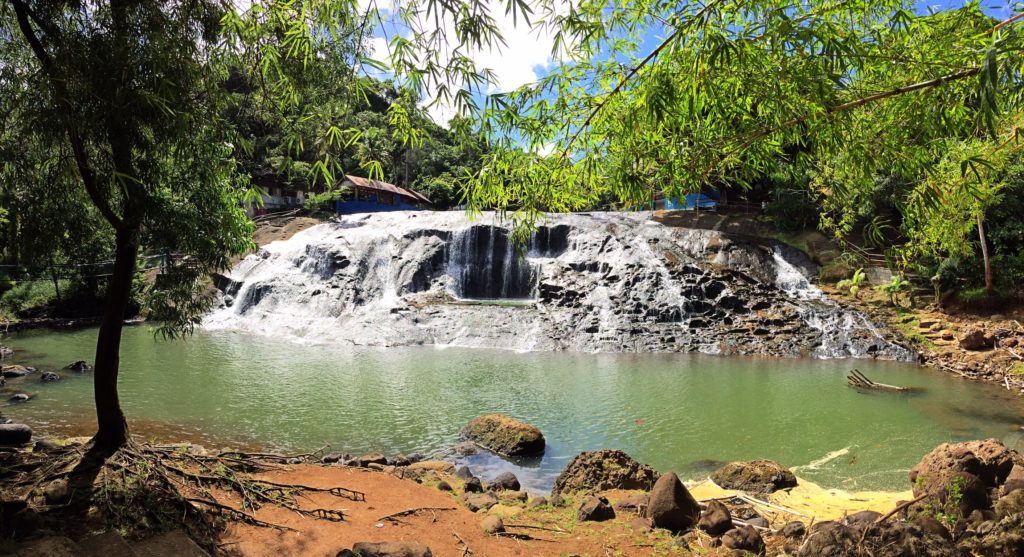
left=447, top=226, right=539, bottom=300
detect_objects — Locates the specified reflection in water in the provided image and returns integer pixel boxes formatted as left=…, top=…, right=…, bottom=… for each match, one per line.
left=5, top=325, right=1024, bottom=492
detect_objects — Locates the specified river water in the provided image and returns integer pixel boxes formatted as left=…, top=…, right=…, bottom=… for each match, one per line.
left=4, top=325, right=1024, bottom=493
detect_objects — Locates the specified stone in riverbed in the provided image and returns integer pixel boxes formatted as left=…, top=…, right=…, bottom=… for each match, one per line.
left=40, top=372, right=61, bottom=383
left=0, top=346, right=12, bottom=359
left=552, top=449, right=659, bottom=495
left=959, top=328, right=993, bottom=351
left=344, top=541, right=432, bottom=557
left=1, top=365, right=34, bottom=378
left=480, top=515, right=505, bottom=534
left=721, top=525, right=765, bottom=555
left=844, top=510, right=882, bottom=526
left=462, top=414, right=545, bottom=456
left=461, top=492, right=498, bottom=512
left=644, top=472, right=701, bottom=532
left=710, top=459, right=797, bottom=494
left=697, top=500, right=733, bottom=536
left=8, top=393, right=31, bottom=403
left=455, top=465, right=473, bottom=479
left=527, top=496, right=548, bottom=508
left=0, top=424, right=33, bottom=446
left=489, top=471, right=520, bottom=491
left=65, top=360, right=92, bottom=372
left=463, top=477, right=483, bottom=493
left=1001, top=464, right=1024, bottom=495
left=354, top=452, right=388, bottom=467
left=797, top=522, right=858, bottom=557
left=577, top=495, right=615, bottom=522
left=407, top=460, right=454, bottom=474
left=780, top=520, right=806, bottom=540
left=615, top=494, right=649, bottom=513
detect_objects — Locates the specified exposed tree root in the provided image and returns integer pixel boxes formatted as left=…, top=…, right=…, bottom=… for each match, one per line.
left=376, top=506, right=456, bottom=523
left=0, top=440, right=363, bottom=552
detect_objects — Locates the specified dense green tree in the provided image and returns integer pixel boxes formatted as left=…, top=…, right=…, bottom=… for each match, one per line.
left=1, top=0, right=258, bottom=450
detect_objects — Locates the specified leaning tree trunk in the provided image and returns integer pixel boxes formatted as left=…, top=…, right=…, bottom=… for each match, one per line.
left=91, top=227, right=140, bottom=452
left=977, top=214, right=994, bottom=297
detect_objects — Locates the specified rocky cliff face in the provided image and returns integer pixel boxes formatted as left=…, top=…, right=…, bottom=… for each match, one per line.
left=207, top=211, right=914, bottom=360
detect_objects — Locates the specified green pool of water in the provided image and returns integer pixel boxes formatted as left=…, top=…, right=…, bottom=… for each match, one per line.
left=4, top=325, right=1024, bottom=493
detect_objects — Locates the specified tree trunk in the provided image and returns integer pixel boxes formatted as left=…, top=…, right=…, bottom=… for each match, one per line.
left=50, top=264, right=61, bottom=304
left=91, top=227, right=139, bottom=452
left=977, top=214, right=994, bottom=297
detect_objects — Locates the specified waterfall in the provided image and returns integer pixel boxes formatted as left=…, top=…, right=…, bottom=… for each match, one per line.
left=205, top=211, right=915, bottom=360
left=448, top=226, right=538, bottom=300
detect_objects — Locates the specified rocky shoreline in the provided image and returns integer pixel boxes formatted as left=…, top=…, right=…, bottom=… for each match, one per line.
left=6, top=414, right=1024, bottom=556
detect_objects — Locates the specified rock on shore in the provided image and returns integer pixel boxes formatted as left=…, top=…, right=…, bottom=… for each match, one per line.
left=552, top=449, right=660, bottom=495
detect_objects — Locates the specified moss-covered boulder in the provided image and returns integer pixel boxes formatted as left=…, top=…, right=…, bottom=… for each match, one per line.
left=710, top=459, right=797, bottom=494
left=461, top=414, right=545, bottom=457
left=552, top=449, right=659, bottom=495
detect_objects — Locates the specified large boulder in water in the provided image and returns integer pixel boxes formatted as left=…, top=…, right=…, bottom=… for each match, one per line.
left=552, top=449, right=659, bottom=495
left=1, top=365, right=34, bottom=379
left=643, top=472, right=701, bottom=532
left=461, top=414, right=544, bottom=456
left=910, top=439, right=1019, bottom=495
left=0, top=423, right=32, bottom=446
left=710, top=459, right=797, bottom=494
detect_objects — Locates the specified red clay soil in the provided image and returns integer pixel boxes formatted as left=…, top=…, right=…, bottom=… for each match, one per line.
left=218, top=465, right=689, bottom=557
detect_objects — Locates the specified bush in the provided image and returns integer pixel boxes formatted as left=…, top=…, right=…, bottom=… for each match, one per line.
left=766, top=189, right=820, bottom=233
left=0, top=280, right=61, bottom=317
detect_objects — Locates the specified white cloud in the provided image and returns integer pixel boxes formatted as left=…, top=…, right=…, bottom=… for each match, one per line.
left=357, top=0, right=573, bottom=125
left=367, top=36, right=391, bottom=63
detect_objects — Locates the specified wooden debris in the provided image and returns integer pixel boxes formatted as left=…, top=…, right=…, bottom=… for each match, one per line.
left=846, top=369, right=912, bottom=392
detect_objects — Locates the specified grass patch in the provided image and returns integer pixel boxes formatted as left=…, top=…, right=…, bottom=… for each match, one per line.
left=891, top=312, right=936, bottom=349
left=1010, top=362, right=1024, bottom=376
left=0, top=279, right=67, bottom=321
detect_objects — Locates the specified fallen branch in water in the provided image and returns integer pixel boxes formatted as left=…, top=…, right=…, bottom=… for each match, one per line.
left=847, top=369, right=912, bottom=392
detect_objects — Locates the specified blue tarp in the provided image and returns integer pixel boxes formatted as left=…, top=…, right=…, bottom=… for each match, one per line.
left=663, top=193, right=718, bottom=210
left=334, top=199, right=420, bottom=214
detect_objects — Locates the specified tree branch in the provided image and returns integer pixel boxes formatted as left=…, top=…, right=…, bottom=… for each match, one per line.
left=8, top=0, right=124, bottom=230
left=558, top=0, right=730, bottom=159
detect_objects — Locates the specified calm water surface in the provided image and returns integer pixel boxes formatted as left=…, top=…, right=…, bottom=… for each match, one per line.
left=4, top=326, right=1024, bottom=493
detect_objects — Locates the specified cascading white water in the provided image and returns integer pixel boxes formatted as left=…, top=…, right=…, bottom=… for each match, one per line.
left=206, top=211, right=914, bottom=360
left=447, top=226, right=539, bottom=300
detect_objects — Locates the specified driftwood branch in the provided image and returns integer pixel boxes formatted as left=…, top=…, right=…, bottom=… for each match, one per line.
left=847, top=369, right=911, bottom=392
left=875, top=494, right=929, bottom=524
left=377, top=506, right=456, bottom=523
